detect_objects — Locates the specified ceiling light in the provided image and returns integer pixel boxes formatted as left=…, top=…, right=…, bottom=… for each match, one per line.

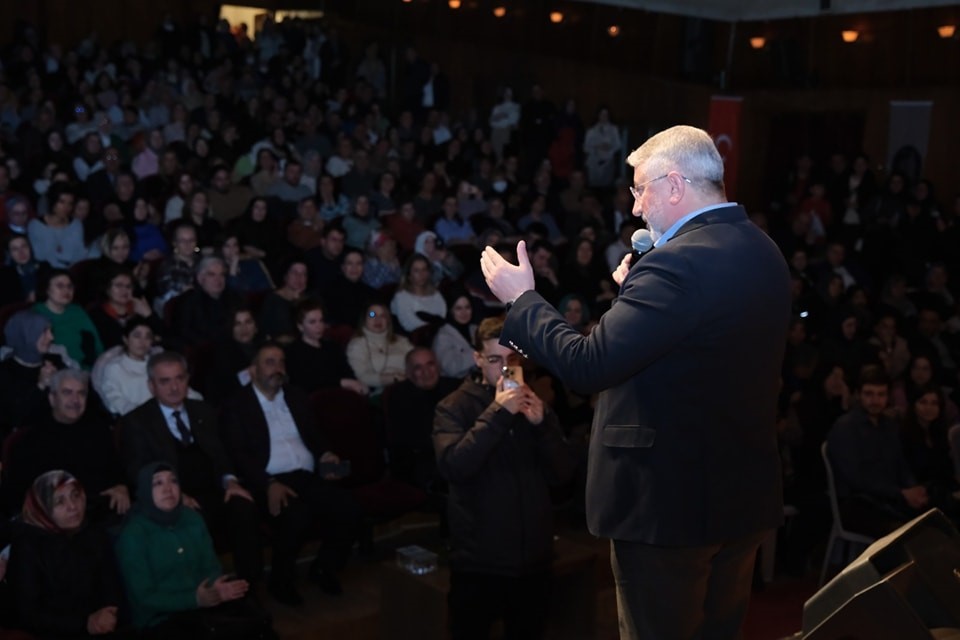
left=493, top=6, right=506, bottom=18
left=841, top=29, right=859, bottom=43
left=749, top=36, right=765, bottom=49
left=607, top=25, right=620, bottom=37
left=448, top=0, right=461, bottom=8
left=549, top=11, right=564, bottom=24
left=937, top=25, right=956, bottom=39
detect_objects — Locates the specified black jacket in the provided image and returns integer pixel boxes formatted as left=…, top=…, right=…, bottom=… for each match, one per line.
left=6, top=521, right=123, bottom=637
left=433, top=378, right=575, bottom=575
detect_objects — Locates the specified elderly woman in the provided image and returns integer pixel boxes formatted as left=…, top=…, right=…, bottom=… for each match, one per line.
left=33, top=268, right=104, bottom=369
left=346, top=301, right=413, bottom=395
left=6, top=470, right=124, bottom=638
left=115, top=462, right=270, bottom=637
left=0, top=310, right=77, bottom=436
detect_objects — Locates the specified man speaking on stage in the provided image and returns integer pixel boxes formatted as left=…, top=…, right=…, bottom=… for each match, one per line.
left=480, top=125, right=791, bottom=639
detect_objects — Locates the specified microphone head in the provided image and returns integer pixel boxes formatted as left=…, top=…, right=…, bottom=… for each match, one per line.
left=630, top=228, right=654, bottom=253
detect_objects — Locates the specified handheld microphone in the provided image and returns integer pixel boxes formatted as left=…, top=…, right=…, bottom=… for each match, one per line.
left=629, top=228, right=654, bottom=264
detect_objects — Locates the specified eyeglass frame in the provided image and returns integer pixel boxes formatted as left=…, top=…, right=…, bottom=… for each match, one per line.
left=629, top=173, right=692, bottom=201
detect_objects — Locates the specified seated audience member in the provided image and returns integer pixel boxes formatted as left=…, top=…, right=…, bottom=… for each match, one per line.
left=219, top=231, right=273, bottom=294
left=346, top=302, right=413, bottom=395
left=391, top=253, right=447, bottom=333
left=33, top=269, right=104, bottom=369
left=0, top=234, right=46, bottom=305
left=304, top=223, right=346, bottom=296
left=342, top=194, right=380, bottom=251
left=868, top=312, right=911, bottom=382
left=88, top=267, right=164, bottom=350
left=316, top=174, right=350, bottom=222
left=179, top=189, right=223, bottom=249
left=7, top=471, right=124, bottom=638
left=827, top=365, right=929, bottom=537
left=208, top=165, right=254, bottom=226
left=27, top=183, right=87, bottom=268
left=205, top=306, right=263, bottom=405
left=258, top=256, right=310, bottom=343
left=95, top=317, right=191, bottom=417
left=384, top=347, right=459, bottom=489
left=129, top=197, right=169, bottom=262
left=119, top=352, right=262, bottom=583
left=1, top=370, right=129, bottom=522
left=226, top=197, right=286, bottom=271
left=433, top=317, right=576, bottom=639
left=891, top=354, right=960, bottom=423
left=116, top=462, right=272, bottom=637
left=324, top=247, right=378, bottom=327
left=155, top=220, right=200, bottom=312
left=560, top=237, right=611, bottom=315
left=0, top=310, right=77, bottom=436
left=558, top=293, right=594, bottom=335
left=434, top=196, right=475, bottom=246
left=80, top=228, right=146, bottom=305
left=414, top=230, right=463, bottom=286
left=382, top=201, right=425, bottom=254
left=899, top=384, right=959, bottom=508
left=223, top=344, right=362, bottom=606
left=431, top=290, right=478, bottom=380
left=172, top=255, right=242, bottom=348
left=286, top=299, right=365, bottom=396
left=286, top=196, right=325, bottom=251
left=362, top=231, right=403, bottom=291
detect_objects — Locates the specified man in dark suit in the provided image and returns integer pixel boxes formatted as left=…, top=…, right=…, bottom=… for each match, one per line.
left=118, top=351, right=262, bottom=583
left=222, top=343, right=361, bottom=607
left=481, top=125, right=792, bottom=639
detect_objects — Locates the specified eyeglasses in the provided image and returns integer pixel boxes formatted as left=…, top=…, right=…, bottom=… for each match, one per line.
left=483, top=355, right=506, bottom=365
left=368, top=310, right=385, bottom=318
left=629, top=174, right=692, bottom=200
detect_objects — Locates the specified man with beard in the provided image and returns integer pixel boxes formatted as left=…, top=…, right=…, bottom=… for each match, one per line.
left=222, top=343, right=361, bottom=606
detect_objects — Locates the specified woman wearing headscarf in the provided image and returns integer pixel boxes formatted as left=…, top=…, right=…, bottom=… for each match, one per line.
left=0, top=310, right=78, bottom=437
left=431, top=289, right=477, bottom=379
left=6, top=470, right=125, bottom=638
left=115, top=462, right=272, bottom=638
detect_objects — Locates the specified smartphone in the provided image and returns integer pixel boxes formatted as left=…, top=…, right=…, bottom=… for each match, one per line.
left=318, top=460, right=352, bottom=478
left=501, top=365, right=524, bottom=390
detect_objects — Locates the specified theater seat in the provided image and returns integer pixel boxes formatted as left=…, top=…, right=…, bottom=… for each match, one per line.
left=308, top=387, right=425, bottom=518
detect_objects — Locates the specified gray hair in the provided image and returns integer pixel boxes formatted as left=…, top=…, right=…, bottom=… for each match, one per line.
left=194, top=255, right=225, bottom=278
left=146, top=351, right=189, bottom=380
left=626, top=125, right=725, bottom=196
left=49, top=368, right=90, bottom=394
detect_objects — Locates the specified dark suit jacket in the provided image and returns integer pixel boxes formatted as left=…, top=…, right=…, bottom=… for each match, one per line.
left=118, top=398, right=234, bottom=490
left=221, top=384, right=328, bottom=497
left=502, top=205, right=792, bottom=546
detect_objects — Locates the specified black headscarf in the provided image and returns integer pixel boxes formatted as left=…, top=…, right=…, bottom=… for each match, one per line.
left=132, top=461, right=183, bottom=527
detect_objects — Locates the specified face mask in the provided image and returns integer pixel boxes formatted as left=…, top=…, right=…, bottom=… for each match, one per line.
left=492, top=180, right=507, bottom=193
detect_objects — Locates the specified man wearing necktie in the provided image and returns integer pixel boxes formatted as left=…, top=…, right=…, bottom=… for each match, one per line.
left=480, top=125, right=792, bottom=639
left=119, top=351, right=262, bottom=584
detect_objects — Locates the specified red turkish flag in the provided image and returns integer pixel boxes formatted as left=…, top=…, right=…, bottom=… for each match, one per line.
left=707, top=96, right=743, bottom=201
